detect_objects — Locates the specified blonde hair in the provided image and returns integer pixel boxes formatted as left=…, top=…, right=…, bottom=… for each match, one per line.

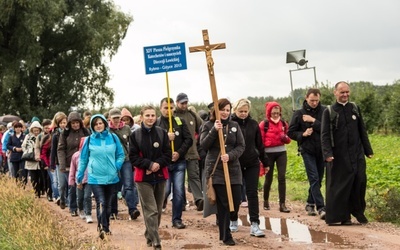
left=232, top=98, right=251, bottom=112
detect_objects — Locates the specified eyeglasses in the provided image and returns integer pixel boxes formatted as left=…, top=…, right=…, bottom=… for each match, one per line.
left=271, top=112, right=280, bottom=115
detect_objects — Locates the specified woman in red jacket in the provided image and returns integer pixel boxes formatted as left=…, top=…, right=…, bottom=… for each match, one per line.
left=259, top=101, right=291, bottom=213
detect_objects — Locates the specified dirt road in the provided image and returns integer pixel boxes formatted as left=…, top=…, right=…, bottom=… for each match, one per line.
left=41, top=195, right=400, bottom=250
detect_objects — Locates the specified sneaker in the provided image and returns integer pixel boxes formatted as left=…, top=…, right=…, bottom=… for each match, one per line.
left=55, top=197, right=61, bottom=206
left=250, top=222, right=265, bottom=237
left=79, top=210, right=86, bottom=219
left=86, top=215, right=93, bottom=223
left=318, top=208, right=326, bottom=220
left=240, top=201, right=248, bottom=208
left=305, top=204, right=317, bottom=216
left=130, top=210, right=140, bottom=220
left=71, top=210, right=78, bottom=217
left=229, top=220, right=238, bottom=232
left=117, top=191, right=123, bottom=200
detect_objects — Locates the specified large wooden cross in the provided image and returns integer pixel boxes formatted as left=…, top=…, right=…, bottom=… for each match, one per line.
left=189, top=30, right=234, bottom=212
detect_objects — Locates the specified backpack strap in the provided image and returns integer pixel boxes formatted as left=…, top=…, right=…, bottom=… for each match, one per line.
left=327, top=105, right=337, bottom=148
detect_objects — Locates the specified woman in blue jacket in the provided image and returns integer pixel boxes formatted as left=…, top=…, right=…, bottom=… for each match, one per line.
left=77, top=114, right=125, bottom=239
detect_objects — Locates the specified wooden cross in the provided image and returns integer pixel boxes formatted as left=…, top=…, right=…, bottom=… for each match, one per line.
left=189, top=30, right=234, bottom=212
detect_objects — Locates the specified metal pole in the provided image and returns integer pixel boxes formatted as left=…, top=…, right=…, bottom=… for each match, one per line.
left=289, top=69, right=295, bottom=111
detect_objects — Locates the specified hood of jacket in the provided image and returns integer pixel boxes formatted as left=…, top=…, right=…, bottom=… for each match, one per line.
left=265, top=101, right=281, bottom=120
left=29, top=121, right=43, bottom=133
left=67, top=111, right=84, bottom=130
left=30, top=116, right=41, bottom=123
left=121, top=108, right=134, bottom=124
left=90, top=114, right=109, bottom=134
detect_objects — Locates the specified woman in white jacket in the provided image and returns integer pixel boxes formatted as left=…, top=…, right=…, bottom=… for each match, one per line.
left=22, top=121, right=43, bottom=197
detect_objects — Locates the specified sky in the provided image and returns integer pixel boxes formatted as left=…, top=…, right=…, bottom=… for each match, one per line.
left=108, top=0, right=400, bottom=107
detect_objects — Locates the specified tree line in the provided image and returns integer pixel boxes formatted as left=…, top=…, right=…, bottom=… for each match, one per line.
left=1, top=2, right=398, bottom=134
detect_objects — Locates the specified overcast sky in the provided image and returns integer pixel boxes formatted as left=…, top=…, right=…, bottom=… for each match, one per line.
left=108, top=0, right=400, bottom=107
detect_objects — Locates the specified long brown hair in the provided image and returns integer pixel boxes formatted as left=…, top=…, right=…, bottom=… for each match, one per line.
left=209, top=98, right=231, bottom=122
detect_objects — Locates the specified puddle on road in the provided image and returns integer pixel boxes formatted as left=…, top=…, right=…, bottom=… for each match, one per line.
left=239, top=215, right=352, bottom=246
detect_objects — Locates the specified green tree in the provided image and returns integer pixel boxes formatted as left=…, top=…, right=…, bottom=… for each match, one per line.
left=349, top=81, right=379, bottom=133
left=0, top=0, right=132, bottom=120
left=387, top=80, right=400, bottom=133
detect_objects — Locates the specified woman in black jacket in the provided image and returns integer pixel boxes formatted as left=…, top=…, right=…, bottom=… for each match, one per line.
left=200, top=98, right=245, bottom=246
left=231, top=98, right=267, bottom=237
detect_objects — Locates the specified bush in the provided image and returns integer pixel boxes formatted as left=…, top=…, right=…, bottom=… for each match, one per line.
left=368, top=188, right=400, bottom=225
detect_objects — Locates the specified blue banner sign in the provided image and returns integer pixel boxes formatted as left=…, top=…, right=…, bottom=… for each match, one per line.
left=143, top=42, right=187, bottom=74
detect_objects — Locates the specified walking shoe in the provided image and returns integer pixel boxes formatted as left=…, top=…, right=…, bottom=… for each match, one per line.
left=305, top=204, right=317, bottom=216
left=71, top=210, right=78, bottom=217
left=250, top=222, right=265, bottom=237
left=153, top=244, right=162, bottom=250
left=172, top=221, right=186, bottom=229
left=241, top=201, right=248, bottom=208
left=354, top=213, right=368, bottom=224
left=79, top=210, right=86, bottom=219
left=229, top=220, right=238, bottom=232
left=117, top=191, right=123, bottom=200
left=60, top=202, right=66, bottom=209
left=263, top=201, right=270, bottom=210
left=99, top=229, right=105, bottom=240
left=86, top=215, right=93, bottom=223
left=223, top=238, right=236, bottom=246
left=196, top=199, right=204, bottom=211
left=47, top=195, right=53, bottom=202
left=318, top=208, right=326, bottom=220
left=279, top=203, right=290, bottom=213
left=130, top=210, right=141, bottom=220
left=146, top=238, right=152, bottom=247
left=55, top=197, right=61, bottom=206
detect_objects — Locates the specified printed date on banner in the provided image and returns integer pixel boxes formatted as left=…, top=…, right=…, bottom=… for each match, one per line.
left=143, top=42, right=187, bottom=74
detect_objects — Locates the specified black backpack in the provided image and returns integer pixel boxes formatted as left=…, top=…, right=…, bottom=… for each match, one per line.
left=263, top=119, right=288, bottom=133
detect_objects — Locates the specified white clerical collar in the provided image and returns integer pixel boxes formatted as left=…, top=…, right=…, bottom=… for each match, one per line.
left=337, top=101, right=348, bottom=106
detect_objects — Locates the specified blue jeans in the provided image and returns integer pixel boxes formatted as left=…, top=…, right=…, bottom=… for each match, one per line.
left=120, top=161, right=139, bottom=213
left=90, top=183, right=116, bottom=233
left=77, top=183, right=92, bottom=215
left=47, top=168, right=59, bottom=199
left=57, top=169, right=77, bottom=211
left=164, top=160, right=186, bottom=223
left=301, top=152, right=325, bottom=210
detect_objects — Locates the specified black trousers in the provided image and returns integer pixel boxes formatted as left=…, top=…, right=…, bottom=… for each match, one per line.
left=263, top=151, right=287, bottom=204
left=214, top=184, right=241, bottom=242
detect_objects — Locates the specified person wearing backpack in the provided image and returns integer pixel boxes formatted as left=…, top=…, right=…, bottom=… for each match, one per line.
left=321, top=81, right=373, bottom=225
left=288, top=88, right=326, bottom=219
left=129, top=105, right=171, bottom=250
left=77, top=114, right=125, bottom=239
left=157, top=97, right=193, bottom=229
left=174, top=93, right=205, bottom=212
left=259, top=101, right=291, bottom=213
